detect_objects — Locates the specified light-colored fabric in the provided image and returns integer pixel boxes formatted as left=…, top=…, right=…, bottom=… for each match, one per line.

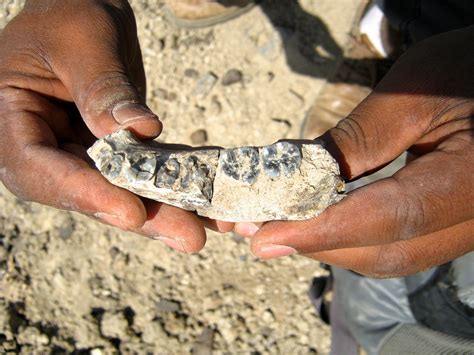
left=359, top=2, right=388, bottom=57
left=379, top=323, right=474, bottom=354
left=332, top=267, right=417, bottom=355
left=453, top=252, right=474, bottom=308
left=332, top=254, right=474, bottom=354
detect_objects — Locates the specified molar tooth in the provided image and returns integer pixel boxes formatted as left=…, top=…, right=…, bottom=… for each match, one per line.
left=278, top=142, right=301, bottom=176
left=262, top=145, right=280, bottom=178
left=221, top=150, right=240, bottom=181
left=220, top=147, right=259, bottom=184
left=101, top=152, right=124, bottom=179
left=128, top=154, right=157, bottom=182
left=239, top=147, right=260, bottom=184
left=155, top=158, right=180, bottom=188
left=262, top=142, right=301, bottom=178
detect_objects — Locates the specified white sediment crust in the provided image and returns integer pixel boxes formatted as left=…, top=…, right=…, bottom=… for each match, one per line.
left=87, top=130, right=345, bottom=222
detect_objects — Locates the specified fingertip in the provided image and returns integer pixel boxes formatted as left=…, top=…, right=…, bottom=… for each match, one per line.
left=112, top=102, right=162, bottom=139
left=201, top=218, right=235, bottom=233
left=234, top=222, right=261, bottom=237
left=250, top=239, right=297, bottom=260
left=154, top=236, right=203, bottom=254
left=87, top=105, right=163, bottom=139
left=122, top=116, right=162, bottom=140
left=250, top=220, right=315, bottom=256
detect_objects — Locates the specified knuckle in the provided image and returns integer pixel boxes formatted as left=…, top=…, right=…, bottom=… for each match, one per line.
left=79, top=73, right=139, bottom=116
left=333, top=113, right=369, bottom=155
left=0, top=86, right=28, bottom=113
left=387, top=178, right=427, bottom=241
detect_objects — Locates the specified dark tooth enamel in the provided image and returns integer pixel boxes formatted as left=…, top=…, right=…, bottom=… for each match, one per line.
left=221, top=147, right=259, bottom=184
left=155, top=158, right=180, bottom=188
left=128, top=153, right=157, bottom=182
left=262, top=142, right=301, bottom=178
left=99, top=150, right=124, bottom=179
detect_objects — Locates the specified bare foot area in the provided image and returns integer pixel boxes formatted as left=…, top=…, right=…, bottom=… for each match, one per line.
left=0, top=0, right=361, bottom=352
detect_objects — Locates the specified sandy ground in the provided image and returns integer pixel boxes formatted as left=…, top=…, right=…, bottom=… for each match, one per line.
left=1, top=0, right=363, bottom=353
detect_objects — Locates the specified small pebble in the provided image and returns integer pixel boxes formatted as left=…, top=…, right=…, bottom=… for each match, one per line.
left=192, top=72, right=218, bottom=97
left=184, top=68, right=199, bottom=79
left=156, top=299, right=181, bottom=313
left=58, top=218, right=75, bottom=240
left=221, top=69, right=243, bottom=86
left=153, top=88, right=177, bottom=101
left=190, top=129, right=208, bottom=145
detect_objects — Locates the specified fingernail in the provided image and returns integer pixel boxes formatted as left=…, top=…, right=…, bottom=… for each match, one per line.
left=155, top=236, right=188, bottom=254
left=112, top=102, right=159, bottom=125
left=256, top=244, right=297, bottom=259
left=236, top=222, right=260, bottom=237
left=94, top=212, right=127, bottom=229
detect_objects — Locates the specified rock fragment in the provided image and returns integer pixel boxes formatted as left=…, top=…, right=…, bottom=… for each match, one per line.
left=184, top=68, right=199, bottom=79
left=221, top=69, right=243, bottom=86
left=190, top=129, right=208, bottom=145
left=88, top=130, right=345, bottom=222
left=192, top=71, right=218, bottom=97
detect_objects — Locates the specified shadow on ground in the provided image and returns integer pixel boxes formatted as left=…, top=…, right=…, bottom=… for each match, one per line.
left=258, top=0, right=394, bottom=86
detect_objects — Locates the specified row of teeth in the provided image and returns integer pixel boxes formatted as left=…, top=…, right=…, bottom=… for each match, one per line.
left=97, top=141, right=302, bottom=200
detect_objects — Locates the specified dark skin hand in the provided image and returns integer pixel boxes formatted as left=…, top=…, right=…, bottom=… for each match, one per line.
left=0, top=0, right=233, bottom=253
left=236, top=26, right=474, bottom=278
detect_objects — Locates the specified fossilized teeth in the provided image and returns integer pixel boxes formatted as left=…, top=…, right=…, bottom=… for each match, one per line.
left=87, top=130, right=345, bottom=222
left=261, top=142, right=302, bottom=178
left=220, top=147, right=260, bottom=184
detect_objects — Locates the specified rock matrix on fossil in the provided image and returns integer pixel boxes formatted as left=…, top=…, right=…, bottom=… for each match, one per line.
left=88, top=130, right=345, bottom=222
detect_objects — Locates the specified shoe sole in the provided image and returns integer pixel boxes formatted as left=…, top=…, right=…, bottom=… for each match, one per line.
left=163, top=2, right=257, bottom=29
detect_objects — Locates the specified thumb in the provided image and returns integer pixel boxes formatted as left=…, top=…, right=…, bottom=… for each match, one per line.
left=320, top=28, right=473, bottom=180
left=319, top=87, right=429, bottom=180
left=48, top=10, right=162, bottom=139
left=74, top=70, right=162, bottom=139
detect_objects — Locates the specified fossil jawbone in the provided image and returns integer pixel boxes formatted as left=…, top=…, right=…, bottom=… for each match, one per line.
left=87, top=130, right=345, bottom=222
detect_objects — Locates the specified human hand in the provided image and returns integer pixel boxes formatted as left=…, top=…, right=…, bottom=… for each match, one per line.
left=236, top=26, right=474, bottom=277
left=0, top=0, right=232, bottom=253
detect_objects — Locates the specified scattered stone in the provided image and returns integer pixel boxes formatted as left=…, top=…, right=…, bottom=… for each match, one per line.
left=153, top=88, right=177, bottom=101
left=232, top=234, right=245, bottom=243
left=0, top=260, right=6, bottom=279
left=239, top=255, right=248, bottom=262
left=192, top=327, right=214, bottom=355
left=221, top=69, right=243, bottom=86
left=16, top=326, right=49, bottom=347
left=58, top=218, right=75, bottom=240
left=88, top=130, right=345, bottom=222
left=184, top=68, right=200, bottom=79
left=190, top=129, right=208, bottom=145
left=156, top=299, right=181, bottom=313
left=192, top=72, right=218, bottom=97
left=100, top=312, right=129, bottom=339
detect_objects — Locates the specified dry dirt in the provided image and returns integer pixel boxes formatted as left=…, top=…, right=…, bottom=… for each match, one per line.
left=1, top=0, right=362, bottom=353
